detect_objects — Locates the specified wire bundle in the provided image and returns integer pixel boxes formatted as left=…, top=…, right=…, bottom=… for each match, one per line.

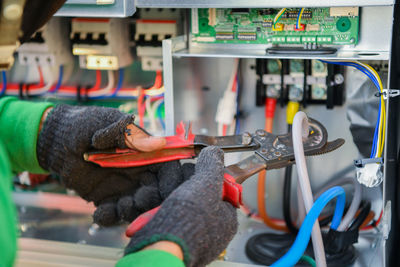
left=1, top=66, right=166, bottom=133
left=319, top=60, right=386, bottom=159
left=272, top=186, right=346, bottom=267
left=2, top=67, right=165, bottom=100
left=273, top=8, right=304, bottom=29
left=273, top=8, right=287, bottom=28
left=296, top=8, right=305, bottom=29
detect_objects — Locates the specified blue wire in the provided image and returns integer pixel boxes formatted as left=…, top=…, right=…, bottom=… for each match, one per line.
left=157, top=101, right=165, bottom=130
left=320, top=60, right=382, bottom=158
left=52, top=65, right=63, bottom=93
left=112, top=68, right=124, bottom=97
left=296, top=8, right=302, bottom=29
left=370, top=99, right=381, bottom=157
left=0, top=71, right=7, bottom=96
left=271, top=186, right=346, bottom=267
left=319, top=60, right=380, bottom=90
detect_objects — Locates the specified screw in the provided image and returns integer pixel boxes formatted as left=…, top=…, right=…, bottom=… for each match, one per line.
left=261, top=148, right=268, bottom=154
left=334, top=74, right=345, bottom=85
left=242, top=132, right=252, bottom=145
left=274, top=151, right=281, bottom=156
left=256, top=129, right=266, bottom=137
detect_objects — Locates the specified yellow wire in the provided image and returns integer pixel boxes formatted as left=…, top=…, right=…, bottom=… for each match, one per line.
left=145, top=86, right=165, bottom=96
left=349, top=61, right=386, bottom=157
left=362, top=64, right=386, bottom=157
left=297, top=8, right=305, bottom=29
left=273, top=8, right=286, bottom=26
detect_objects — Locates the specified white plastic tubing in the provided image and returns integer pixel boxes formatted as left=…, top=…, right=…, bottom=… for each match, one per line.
left=292, top=111, right=327, bottom=267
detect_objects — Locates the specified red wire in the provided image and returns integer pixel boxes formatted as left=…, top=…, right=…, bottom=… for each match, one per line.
left=26, top=66, right=45, bottom=92
left=87, top=70, right=102, bottom=92
left=361, top=209, right=383, bottom=230
left=138, top=89, right=145, bottom=128
left=37, top=66, right=44, bottom=86
left=231, top=74, right=237, bottom=92
left=222, top=124, right=228, bottom=136
left=153, top=70, right=163, bottom=89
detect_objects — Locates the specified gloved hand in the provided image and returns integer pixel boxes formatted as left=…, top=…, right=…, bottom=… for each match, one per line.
left=124, top=147, right=238, bottom=267
left=37, top=104, right=195, bottom=226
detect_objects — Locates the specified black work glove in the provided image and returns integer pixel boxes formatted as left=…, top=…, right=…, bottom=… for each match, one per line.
left=124, top=147, right=238, bottom=267
left=37, top=104, right=195, bottom=226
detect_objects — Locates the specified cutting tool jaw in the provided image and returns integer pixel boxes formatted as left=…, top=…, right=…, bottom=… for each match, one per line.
left=224, top=118, right=344, bottom=184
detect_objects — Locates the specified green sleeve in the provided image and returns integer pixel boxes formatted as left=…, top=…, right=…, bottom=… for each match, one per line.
left=0, top=140, right=17, bottom=266
left=116, top=250, right=185, bottom=267
left=0, top=97, right=53, bottom=174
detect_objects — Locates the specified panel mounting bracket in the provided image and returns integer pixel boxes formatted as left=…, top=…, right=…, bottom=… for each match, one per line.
left=376, top=89, right=400, bottom=100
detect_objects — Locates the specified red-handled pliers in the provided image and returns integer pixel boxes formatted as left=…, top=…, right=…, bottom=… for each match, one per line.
left=84, top=119, right=344, bottom=237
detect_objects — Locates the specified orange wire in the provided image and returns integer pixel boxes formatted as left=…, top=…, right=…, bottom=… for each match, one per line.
left=359, top=211, right=375, bottom=229
left=257, top=98, right=289, bottom=232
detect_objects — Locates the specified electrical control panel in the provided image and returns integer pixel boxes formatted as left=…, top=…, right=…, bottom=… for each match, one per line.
left=70, top=18, right=133, bottom=70
left=191, top=8, right=359, bottom=46
left=6, top=2, right=398, bottom=267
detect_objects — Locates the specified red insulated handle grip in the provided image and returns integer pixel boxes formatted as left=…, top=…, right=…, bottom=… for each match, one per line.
left=125, top=206, right=161, bottom=237
left=125, top=174, right=243, bottom=237
left=222, top=173, right=243, bottom=208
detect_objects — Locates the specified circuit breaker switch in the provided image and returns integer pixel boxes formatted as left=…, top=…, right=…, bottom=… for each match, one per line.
left=71, top=18, right=132, bottom=70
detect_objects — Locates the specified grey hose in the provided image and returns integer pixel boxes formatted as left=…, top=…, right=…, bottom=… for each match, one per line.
left=293, top=111, right=327, bottom=267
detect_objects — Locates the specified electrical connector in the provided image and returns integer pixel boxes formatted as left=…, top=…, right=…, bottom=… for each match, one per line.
left=354, top=158, right=383, bottom=187
left=215, top=90, right=237, bottom=126
left=265, top=98, right=277, bottom=119
left=272, top=23, right=283, bottom=31
left=286, top=101, right=300, bottom=125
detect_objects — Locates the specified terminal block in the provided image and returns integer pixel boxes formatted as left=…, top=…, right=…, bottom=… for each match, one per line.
left=258, top=59, right=344, bottom=108
left=70, top=18, right=133, bottom=70
left=17, top=18, right=73, bottom=67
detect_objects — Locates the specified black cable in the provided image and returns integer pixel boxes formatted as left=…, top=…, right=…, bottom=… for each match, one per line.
left=76, top=85, right=81, bottom=103
left=349, top=202, right=371, bottom=231
left=245, top=232, right=357, bottom=266
left=19, top=83, right=24, bottom=99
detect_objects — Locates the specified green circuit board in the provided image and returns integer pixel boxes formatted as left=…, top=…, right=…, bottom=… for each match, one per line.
left=191, top=8, right=359, bottom=45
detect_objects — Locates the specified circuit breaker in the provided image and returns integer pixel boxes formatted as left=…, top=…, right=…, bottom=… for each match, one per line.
left=70, top=18, right=133, bottom=70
